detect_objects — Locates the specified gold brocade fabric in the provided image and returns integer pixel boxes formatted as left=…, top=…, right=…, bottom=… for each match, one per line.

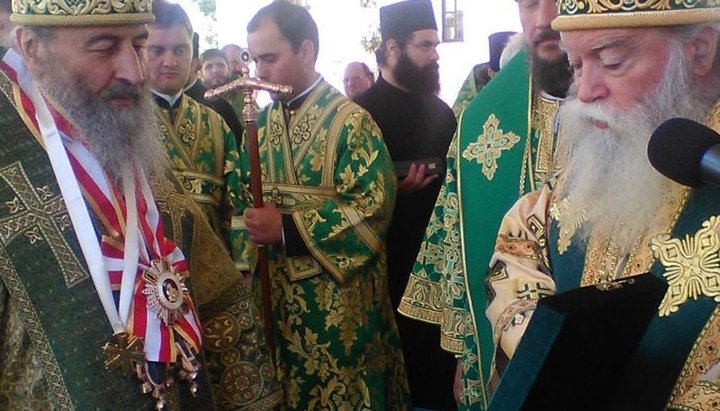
left=0, top=66, right=282, bottom=410
left=232, top=81, right=410, bottom=410
left=531, top=93, right=566, bottom=185
left=489, top=100, right=720, bottom=411
left=155, top=96, right=241, bottom=252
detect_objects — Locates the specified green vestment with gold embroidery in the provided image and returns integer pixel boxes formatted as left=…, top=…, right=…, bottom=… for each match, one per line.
left=397, top=49, right=564, bottom=410
left=487, top=118, right=720, bottom=409
left=452, top=66, right=489, bottom=119
left=548, top=184, right=720, bottom=411
left=155, top=96, right=241, bottom=253
left=0, top=64, right=282, bottom=411
left=231, top=80, right=410, bottom=410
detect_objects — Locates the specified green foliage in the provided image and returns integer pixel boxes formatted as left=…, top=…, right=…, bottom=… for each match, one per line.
left=189, top=0, right=216, bottom=19
left=361, top=27, right=380, bottom=54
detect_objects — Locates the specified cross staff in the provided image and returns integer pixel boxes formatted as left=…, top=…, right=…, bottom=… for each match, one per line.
left=205, top=70, right=292, bottom=362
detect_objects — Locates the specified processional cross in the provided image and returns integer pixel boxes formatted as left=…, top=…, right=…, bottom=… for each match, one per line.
left=205, top=59, right=293, bottom=360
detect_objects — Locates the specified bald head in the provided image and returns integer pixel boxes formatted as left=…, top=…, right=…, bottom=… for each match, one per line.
left=343, top=61, right=374, bottom=100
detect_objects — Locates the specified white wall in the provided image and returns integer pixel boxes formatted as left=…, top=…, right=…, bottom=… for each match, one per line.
left=178, top=0, right=522, bottom=105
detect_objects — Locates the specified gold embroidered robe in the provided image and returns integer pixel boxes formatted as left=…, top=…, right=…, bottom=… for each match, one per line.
left=232, top=80, right=410, bottom=410
left=0, top=63, right=282, bottom=410
left=487, top=159, right=720, bottom=410
left=155, top=95, right=241, bottom=253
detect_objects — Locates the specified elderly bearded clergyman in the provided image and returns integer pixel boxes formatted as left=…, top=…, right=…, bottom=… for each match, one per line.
left=487, top=1, right=720, bottom=410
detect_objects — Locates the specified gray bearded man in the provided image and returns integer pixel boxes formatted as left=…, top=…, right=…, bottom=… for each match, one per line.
left=487, top=2, right=720, bottom=410
left=0, top=1, right=281, bottom=409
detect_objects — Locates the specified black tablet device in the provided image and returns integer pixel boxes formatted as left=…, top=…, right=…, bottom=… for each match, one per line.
left=394, top=158, right=445, bottom=178
left=488, top=274, right=667, bottom=411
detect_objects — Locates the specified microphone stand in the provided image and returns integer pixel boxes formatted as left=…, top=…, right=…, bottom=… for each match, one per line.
left=205, top=70, right=293, bottom=362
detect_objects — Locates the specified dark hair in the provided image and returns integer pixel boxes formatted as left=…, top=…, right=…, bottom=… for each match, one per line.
left=151, top=0, right=193, bottom=37
left=200, top=48, right=227, bottom=66
left=375, top=34, right=412, bottom=66
left=192, top=32, right=199, bottom=60
left=247, top=0, right=319, bottom=59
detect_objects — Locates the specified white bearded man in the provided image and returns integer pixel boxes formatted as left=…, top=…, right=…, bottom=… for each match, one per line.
left=486, top=1, right=720, bottom=410
left=0, top=1, right=281, bottom=409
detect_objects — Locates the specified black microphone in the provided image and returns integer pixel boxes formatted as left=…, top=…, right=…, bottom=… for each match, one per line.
left=647, top=117, right=720, bottom=187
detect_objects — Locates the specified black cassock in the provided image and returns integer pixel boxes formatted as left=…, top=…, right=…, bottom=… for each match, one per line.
left=356, top=76, right=458, bottom=411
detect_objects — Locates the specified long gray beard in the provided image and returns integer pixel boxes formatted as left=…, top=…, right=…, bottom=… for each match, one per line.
left=36, top=64, right=168, bottom=185
left=557, top=41, right=714, bottom=255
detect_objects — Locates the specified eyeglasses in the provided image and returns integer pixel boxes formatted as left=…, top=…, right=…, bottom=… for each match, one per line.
left=407, top=40, right=440, bottom=53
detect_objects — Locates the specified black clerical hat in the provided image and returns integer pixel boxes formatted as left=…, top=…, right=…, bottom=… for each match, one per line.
left=488, top=31, right=516, bottom=73
left=380, top=0, right=437, bottom=42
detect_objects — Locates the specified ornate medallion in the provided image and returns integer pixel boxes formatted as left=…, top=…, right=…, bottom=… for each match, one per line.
left=142, top=257, right=190, bottom=325
left=102, top=332, right=145, bottom=377
left=462, top=114, right=521, bottom=181
left=650, top=216, right=720, bottom=317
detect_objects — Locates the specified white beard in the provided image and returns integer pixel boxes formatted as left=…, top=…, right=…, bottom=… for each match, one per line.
left=557, top=41, right=714, bottom=255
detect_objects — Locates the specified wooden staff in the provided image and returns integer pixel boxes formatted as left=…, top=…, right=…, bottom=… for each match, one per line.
left=205, top=71, right=292, bottom=360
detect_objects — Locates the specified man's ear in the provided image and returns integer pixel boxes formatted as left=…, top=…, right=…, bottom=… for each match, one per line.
left=299, top=39, right=316, bottom=64
left=384, top=39, right=402, bottom=67
left=16, top=27, right=44, bottom=71
left=386, top=38, right=400, bottom=57
left=686, top=25, right=719, bottom=77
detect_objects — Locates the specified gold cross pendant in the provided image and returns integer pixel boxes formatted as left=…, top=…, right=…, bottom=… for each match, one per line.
left=102, top=332, right=145, bottom=377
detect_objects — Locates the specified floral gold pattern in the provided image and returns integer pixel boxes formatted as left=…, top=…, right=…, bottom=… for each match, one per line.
left=234, top=81, right=409, bottom=409
left=462, top=114, right=521, bottom=181
left=550, top=195, right=587, bottom=255
left=220, top=362, right=263, bottom=405
left=11, top=0, right=154, bottom=25
left=155, top=96, right=239, bottom=249
left=202, top=314, right=242, bottom=352
left=650, top=216, right=720, bottom=317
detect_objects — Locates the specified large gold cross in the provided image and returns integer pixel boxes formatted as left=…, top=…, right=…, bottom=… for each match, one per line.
left=651, top=216, right=720, bottom=317
left=102, top=332, right=145, bottom=377
left=462, top=114, right=521, bottom=181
